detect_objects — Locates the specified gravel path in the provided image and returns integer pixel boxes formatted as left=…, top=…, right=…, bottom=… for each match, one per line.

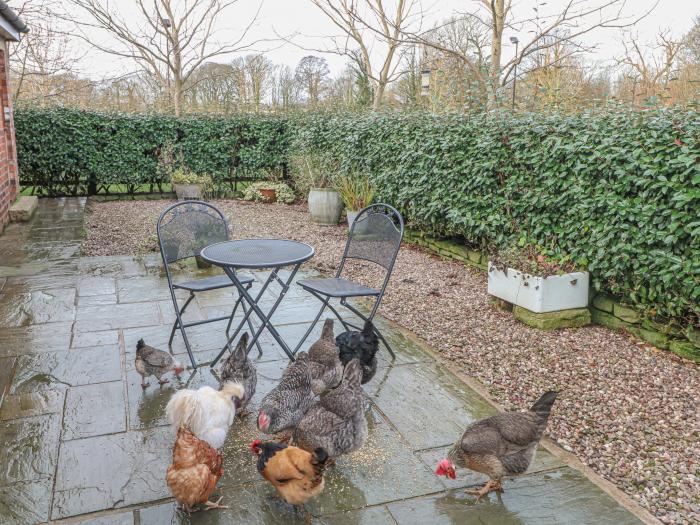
left=84, top=199, right=699, bottom=523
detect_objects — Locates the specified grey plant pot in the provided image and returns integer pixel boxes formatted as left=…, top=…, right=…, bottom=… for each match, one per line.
left=173, top=183, right=204, bottom=201
left=346, top=209, right=359, bottom=229
left=308, top=188, right=343, bottom=225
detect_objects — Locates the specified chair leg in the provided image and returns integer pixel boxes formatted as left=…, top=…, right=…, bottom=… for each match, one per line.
left=169, top=293, right=195, bottom=347
left=372, top=325, right=396, bottom=359
left=240, top=299, right=263, bottom=357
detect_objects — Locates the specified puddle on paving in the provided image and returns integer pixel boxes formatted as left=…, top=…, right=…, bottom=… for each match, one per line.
left=0, top=389, right=65, bottom=421
left=0, top=414, right=60, bottom=484
left=0, top=478, right=52, bottom=524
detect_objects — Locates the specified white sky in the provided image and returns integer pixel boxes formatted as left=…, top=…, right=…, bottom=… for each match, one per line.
left=55, top=0, right=699, bottom=80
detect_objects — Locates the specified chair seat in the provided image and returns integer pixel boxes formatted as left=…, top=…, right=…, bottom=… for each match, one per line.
left=297, top=277, right=380, bottom=298
left=173, top=273, right=254, bottom=292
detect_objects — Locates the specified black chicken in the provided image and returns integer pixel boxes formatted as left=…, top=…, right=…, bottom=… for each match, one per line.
left=335, top=321, right=379, bottom=385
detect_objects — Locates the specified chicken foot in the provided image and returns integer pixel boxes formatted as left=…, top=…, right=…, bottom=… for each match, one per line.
left=465, top=479, right=503, bottom=500
left=204, top=497, right=228, bottom=511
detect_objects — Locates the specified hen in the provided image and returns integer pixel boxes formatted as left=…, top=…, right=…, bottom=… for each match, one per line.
left=251, top=439, right=329, bottom=506
left=435, top=390, right=558, bottom=499
left=307, top=319, right=343, bottom=395
left=135, top=339, right=184, bottom=388
left=220, top=333, right=256, bottom=413
left=292, top=359, right=367, bottom=458
left=166, top=382, right=244, bottom=449
left=166, top=426, right=226, bottom=513
left=258, top=352, right=316, bottom=436
left=335, top=321, right=379, bottom=384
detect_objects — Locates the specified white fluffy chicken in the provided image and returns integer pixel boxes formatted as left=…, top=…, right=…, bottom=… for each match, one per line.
left=166, top=382, right=244, bottom=450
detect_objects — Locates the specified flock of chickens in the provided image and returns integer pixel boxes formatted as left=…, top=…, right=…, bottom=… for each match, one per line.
left=134, top=319, right=559, bottom=516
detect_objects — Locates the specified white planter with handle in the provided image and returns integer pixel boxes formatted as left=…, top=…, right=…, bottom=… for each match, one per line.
left=308, top=188, right=343, bottom=225
left=487, top=262, right=589, bottom=313
left=173, top=183, right=204, bottom=201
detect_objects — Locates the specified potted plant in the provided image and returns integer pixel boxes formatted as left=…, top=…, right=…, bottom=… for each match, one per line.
left=487, top=245, right=589, bottom=313
left=335, top=171, right=375, bottom=228
left=171, top=168, right=212, bottom=201
left=242, top=181, right=296, bottom=204
left=290, top=152, right=343, bottom=225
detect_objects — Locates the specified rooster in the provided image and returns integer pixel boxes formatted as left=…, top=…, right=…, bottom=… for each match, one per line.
left=251, top=439, right=329, bottom=506
left=135, top=339, right=184, bottom=388
left=307, top=319, right=343, bottom=395
left=220, top=333, right=256, bottom=415
left=335, top=321, right=379, bottom=384
left=166, top=426, right=227, bottom=513
left=435, top=390, right=558, bottom=499
left=166, top=382, right=244, bottom=449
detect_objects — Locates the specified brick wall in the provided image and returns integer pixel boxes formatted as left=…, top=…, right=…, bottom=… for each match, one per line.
left=0, top=40, right=18, bottom=234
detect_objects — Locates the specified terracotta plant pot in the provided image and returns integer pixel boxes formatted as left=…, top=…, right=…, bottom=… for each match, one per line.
left=260, top=188, right=277, bottom=203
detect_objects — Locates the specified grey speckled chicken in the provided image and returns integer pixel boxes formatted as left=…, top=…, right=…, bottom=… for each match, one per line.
left=292, top=359, right=367, bottom=459
left=435, top=391, right=558, bottom=499
left=220, top=333, right=256, bottom=412
left=335, top=320, right=379, bottom=385
left=257, top=352, right=316, bottom=435
left=307, top=319, right=343, bottom=395
left=135, top=339, right=184, bottom=388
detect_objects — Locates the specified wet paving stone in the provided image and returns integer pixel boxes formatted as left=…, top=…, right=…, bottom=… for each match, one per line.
left=78, top=293, right=119, bottom=307
left=364, top=362, right=494, bottom=450
left=117, top=276, right=181, bottom=304
left=77, top=256, right=148, bottom=278
left=158, top=299, right=206, bottom=325
left=10, top=345, right=121, bottom=394
left=3, top=272, right=80, bottom=293
left=0, top=478, right=52, bottom=525
left=0, top=321, right=72, bottom=358
left=0, top=414, right=60, bottom=483
left=63, top=382, right=126, bottom=440
left=75, top=302, right=161, bottom=331
left=72, top=510, right=135, bottom=524
left=386, top=468, right=644, bottom=525
left=317, top=505, right=396, bottom=524
left=0, top=357, right=15, bottom=406
left=52, top=427, right=172, bottom=519
left=78, top=276, right=117, bottom=297
left=0, top=389, right=65, bottom=420
left=71, top=329, right=120, bottom=349
left=0, top=288, right=76, bottom=327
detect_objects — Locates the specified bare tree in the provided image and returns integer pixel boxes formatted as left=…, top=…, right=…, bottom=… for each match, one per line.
left=310, top=0, right=421, bottom=110
left=412, top=0, right=657, bottom=109
left=294, top=55, right=329, bottom=106
left=243, top=53, right=273, bottom=110
left=271, top=64, right=298, bottom=110
left=66, top=0, right=259, bottom=115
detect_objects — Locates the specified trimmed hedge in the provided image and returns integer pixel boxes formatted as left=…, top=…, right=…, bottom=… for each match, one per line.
left=14, top=107, right=700, bottom=324
left=290, top=110, right=700, bottom=324
left=15, top=107, right=288, bottom=195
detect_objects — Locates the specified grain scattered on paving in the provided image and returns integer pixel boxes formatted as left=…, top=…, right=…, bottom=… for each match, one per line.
left=83, top=199, right=700, bottom=523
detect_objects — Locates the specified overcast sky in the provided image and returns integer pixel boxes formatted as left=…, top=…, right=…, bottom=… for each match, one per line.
left=59, top=0, right=698, bottom=80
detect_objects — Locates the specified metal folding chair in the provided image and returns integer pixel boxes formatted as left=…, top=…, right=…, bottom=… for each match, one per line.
left=294, top=203, right=404, bottom=358
left=157, top=201, right=261, bottom=369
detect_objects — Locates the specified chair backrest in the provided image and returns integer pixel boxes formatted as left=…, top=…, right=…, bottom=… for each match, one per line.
left=340, top=203, right=404, bottom=274
left=157, top=201, right=230, bottom=264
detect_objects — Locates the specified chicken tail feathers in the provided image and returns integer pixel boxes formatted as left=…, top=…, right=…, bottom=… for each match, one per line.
left=362, top=320, right=373, bottom=337
left=312, top=447, right=330, bottom=475
left=321, top=319, right=334, bottom=340
left=136, top=338, right=146, bottom=351
left=530, top=390, right=558, bottom=421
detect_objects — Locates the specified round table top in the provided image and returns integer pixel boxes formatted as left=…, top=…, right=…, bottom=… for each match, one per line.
left=200, top=239, right=315, bottom=269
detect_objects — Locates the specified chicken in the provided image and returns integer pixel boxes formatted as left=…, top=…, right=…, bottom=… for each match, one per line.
left=220, top=333, right=256, bottom=413
left=307, top=319, right=343, bottom=395
left=251, top=439, right=329, bottom=506
left=135, top=339, right=184, bottom=388
left=292, top=359, right=367, bottom=458
left=166, top=426, right=227, bottom=513
left=335, top=320, right=378, bottom=384
left=435, top=390, right=559, bottom=499
left=258, top=352, right=316, bottom=436
left=166, top=382, right=244, bottom=449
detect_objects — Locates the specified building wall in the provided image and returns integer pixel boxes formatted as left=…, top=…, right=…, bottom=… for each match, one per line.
left=0, top=39, right=18, bottom=233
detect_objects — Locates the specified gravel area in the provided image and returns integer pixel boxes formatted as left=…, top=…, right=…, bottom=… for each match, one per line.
left=84, top=199, right=699, bottom=523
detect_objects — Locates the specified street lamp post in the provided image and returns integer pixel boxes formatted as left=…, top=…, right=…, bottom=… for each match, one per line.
left=510, top=36, right=519, bottom=110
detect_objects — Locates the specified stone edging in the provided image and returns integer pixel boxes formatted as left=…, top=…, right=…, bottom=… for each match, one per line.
left=403, top=229, right=700, bottom=364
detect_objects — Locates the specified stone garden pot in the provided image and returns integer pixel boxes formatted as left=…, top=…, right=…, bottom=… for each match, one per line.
left=173, top=183, right=204, bottom=201
left=346, top=210, right=359, bottom=229
left=308, top=188, right=343, bottom=225
left=487, top=262, right=589, bottom=313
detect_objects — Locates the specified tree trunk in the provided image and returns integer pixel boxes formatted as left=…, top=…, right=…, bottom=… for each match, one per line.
left=487, top=0, right=505, bottom=110
left=372, top=82, right=386, bottom=111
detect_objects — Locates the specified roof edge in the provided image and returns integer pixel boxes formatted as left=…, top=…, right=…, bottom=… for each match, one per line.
left=0, top=1, right=28, bottom=34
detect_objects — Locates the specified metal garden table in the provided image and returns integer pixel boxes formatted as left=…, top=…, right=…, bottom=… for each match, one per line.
left=201, top=238, right=315, bottom=365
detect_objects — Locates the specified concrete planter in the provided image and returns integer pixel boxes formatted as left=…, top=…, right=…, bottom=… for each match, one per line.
left=308, top=188, right=343, bottom=225
left=346, top=210, right=359, bottom=229
left=173, top=183, right=205, bottom=201
left=487, top=262, right=589, bottom=313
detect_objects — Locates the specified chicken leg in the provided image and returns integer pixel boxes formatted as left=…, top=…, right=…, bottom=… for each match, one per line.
left=465, top=479, right=503, bottom=500
left=204, top=497, right=228, bottom=511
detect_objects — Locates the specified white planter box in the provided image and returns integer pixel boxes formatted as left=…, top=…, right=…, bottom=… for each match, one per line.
left=487, top=262, right=589, bottom=313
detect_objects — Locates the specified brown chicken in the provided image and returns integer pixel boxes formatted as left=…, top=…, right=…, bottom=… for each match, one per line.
left=166, top=427, right=227, bottom=513
left=250, top=439, right=329, bottom=506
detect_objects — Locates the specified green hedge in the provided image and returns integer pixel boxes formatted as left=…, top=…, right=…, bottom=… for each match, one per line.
left=15, top=107, right=288, bottom=195
left=14, top=107, right=700, bottom=324
left=290, top=110, right=700, bottom=324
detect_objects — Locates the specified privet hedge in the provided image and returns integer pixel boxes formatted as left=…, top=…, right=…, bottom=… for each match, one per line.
left=14, top=107, right=700, bottom=324
left=15, top=107, right=288, bottom=195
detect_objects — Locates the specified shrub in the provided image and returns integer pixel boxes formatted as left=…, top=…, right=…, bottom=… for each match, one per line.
left=242, top=181, right=295, bottom=204
left=287, top=151, right=339, bottom=195
left=334, top=171, right=375, bottom=211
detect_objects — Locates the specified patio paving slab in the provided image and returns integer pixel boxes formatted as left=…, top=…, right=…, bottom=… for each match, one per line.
left=0, top=322, right=73, bottom=358
left=0, top=478, right=53, bottom=525
left=0, top=414, right=60, bottom=484
left=0, top=389, right=65, bottom=420
left=62, top=381, right=127, bottom=440
left=0, top=288, right=76, bottom=327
